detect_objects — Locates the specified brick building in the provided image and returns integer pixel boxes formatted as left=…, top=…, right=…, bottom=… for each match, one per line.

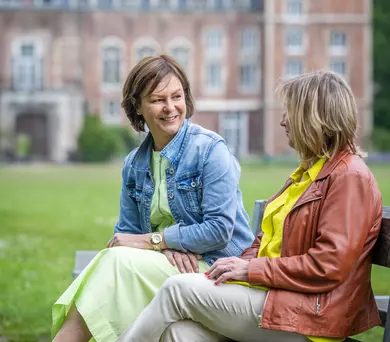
left=0, top=0, right=372, bottom=162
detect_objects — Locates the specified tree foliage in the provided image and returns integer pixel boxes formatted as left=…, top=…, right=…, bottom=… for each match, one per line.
left=373, top=0, right=390, bottom=130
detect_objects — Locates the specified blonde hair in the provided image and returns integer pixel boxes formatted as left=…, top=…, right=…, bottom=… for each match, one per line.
left=277, top=71, right=365, bottom=166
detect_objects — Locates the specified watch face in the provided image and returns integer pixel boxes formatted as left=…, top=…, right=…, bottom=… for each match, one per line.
left=152, top=234, right=162, bottom=244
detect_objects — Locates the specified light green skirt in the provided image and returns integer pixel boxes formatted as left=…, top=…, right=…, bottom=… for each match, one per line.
left=52, top=247, right=210, bottom=342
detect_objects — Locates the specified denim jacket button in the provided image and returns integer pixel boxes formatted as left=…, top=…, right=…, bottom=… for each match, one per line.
left=169, top=168, right=175, bottom=175
left=191, top=181, right=196, bottom=187
left=169, top=193, right=174, bottom=199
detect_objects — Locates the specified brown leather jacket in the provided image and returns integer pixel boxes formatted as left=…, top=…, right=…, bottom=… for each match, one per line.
left=241, top=150, right=383, bottom=338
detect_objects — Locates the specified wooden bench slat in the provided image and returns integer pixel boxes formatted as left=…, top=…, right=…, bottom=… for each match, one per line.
left=375, top=296, right=389, bottom=328
left=373, top=207, right=390, bottom=268
left=72, top=250, right=99, bottom=278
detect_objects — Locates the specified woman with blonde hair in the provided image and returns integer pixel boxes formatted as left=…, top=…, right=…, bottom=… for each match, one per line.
left=118, top=71, right=383, bottom=342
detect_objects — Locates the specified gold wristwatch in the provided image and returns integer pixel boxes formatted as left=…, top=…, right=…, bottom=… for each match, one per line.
left=150, top=233, right=163, bottom=251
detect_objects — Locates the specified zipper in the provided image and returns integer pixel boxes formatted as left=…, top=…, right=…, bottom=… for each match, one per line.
left=316, top=295, right=321, bottom=314
left=280, top=195, right=322, bottom=255
left=257, top=291, right=270, bottom=328
left=158, top=156, right=164, bottom=215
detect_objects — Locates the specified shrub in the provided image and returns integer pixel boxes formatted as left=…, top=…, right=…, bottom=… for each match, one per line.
left=77, top=115, right=118, bottom=162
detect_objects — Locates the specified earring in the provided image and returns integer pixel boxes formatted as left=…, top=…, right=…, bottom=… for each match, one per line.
left=137, top=111, right=142, bottom=116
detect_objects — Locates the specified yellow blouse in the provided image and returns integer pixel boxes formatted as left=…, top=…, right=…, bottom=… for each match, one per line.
left=233, top=158, right=343, bottom=342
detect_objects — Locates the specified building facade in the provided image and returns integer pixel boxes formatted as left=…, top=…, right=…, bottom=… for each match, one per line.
left=0, top=0, right=372, bottom=162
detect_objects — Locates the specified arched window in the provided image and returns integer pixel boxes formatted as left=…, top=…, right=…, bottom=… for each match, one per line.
left=133, top=37, right=159, bottom=63
left=136, top=46, right=156, bottom=61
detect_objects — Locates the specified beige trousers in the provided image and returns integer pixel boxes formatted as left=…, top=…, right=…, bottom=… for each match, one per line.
left=117, top=273, right=309, bottom=342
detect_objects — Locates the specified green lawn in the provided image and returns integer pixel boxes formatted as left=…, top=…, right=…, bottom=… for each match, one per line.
left=0, top=162, right=389, bottom=341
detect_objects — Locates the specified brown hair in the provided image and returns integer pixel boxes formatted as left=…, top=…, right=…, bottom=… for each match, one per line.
left=277, top=71, right=365, bottom=167
left=121, top=54, right=195, bottom=132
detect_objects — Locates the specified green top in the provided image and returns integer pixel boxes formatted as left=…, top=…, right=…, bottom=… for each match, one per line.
left=150, top=150, right=176, bottom=232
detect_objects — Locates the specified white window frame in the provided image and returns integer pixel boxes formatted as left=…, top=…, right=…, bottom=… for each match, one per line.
left=103, top=99, right=121, bottom=125
left=238, top=28, right=260, bottom=94
left=11, top=37, right=44, bottom=91
left=285, top=27, right=305, bottom=55
left=101, top=37, right=125, bottom=91
left=203, top=27, right=226, bottom=95
left=168, top=37, right=192, bottom=76
left=285, top=58, right=303, bottom=78
left=232, top=0, right=250, bottom=10
left=285, top=0, right=303, bottom=15
left=205, top=61, right=223, bottom=93
left=33, top=0, right=62, bottom=7
left=204, top=28, right=224, bottom=57
left=239, top=62, right=259, bottom=93
left=133, top=37, right=160, bottom=63
left=187, top=0, right=213, bottom=10
left=240, top=29, right=259, bottom=54
left=329, top=58, right=348, bottom=80
left=150, top=0, right=178, bottom=9
left=219, top=111, right=248, bottom=158
left=120, top=0, right=141, bottom=8
left=329, top=31, right=347, bottom=56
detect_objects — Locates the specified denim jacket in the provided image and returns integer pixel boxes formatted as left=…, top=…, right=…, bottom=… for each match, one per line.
left=114, top=120, right=254, bottom=265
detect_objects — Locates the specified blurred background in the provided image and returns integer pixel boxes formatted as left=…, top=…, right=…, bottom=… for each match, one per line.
left=0, top=0, right=390, bottom=341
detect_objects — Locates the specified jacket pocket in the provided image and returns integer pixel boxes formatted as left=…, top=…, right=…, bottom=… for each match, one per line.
left=126, top=182, right=143, bottom=203
left=176, top=174, right=202, bottom=214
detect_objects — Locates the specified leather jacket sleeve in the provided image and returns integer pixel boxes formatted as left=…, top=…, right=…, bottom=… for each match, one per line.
left=247, top=170, right=383, bottom=293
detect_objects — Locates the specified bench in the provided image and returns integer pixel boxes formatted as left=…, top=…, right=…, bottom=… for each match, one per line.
left=73, top=201, right=390, bottom=342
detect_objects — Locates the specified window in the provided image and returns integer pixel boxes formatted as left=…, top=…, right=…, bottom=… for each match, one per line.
left=103, top=47, right=121, bottom=85
left=187, top=0, right=210, bottom=10
left=240, top=63, right=257, bottom=91
left=103, top=100, right=121, bottom=124
left=12, top=41, right=43, bottom=91
left=171, top=46, right=190, bottom=71
left=136, top=46, right=156, bottom=62
left=241, top=29, right=257, bottom=52
left=121, top=0, right=140, bottom=7
left=286, top=0, right=302, bottom=15
left=205, top=29, right=223, bottom=51
left=34, top=0, right=61, bottom=7
left=220, top=112, right=248, bottom=158
left=214, top=0, right=224, bottom=9
left=330, top=31, right=347, bottom=55
left=232, top=0, right=250, bottom=10
left=285, top=58, right=303, bottom=78
left=206, top=62, right=222, bottom=91
left=150, top=0, right=177, bottom=8
left=285, top=28, right=304, bottom=54
left=330, top=60, right=346, bottom=77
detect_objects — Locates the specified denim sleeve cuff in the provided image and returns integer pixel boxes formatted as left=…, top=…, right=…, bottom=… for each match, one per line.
left=163, top=223, right=188, bottom=252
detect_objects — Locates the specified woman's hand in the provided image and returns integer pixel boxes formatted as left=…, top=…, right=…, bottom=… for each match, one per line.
left=107, top=233, right=147, bottom=249
left=162, top=249, right=202, bottom=273
left=206, top=257, right=250, bottom=285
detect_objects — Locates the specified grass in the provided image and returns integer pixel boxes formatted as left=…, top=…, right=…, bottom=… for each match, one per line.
left=0, top=162, right=389, bottom=341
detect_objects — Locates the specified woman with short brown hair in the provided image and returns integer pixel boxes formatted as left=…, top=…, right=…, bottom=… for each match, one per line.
left=51, top=55, right=254, bottom=342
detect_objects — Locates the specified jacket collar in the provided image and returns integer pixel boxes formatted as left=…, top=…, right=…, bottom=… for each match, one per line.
left=315, top=149, right=352, bottom=180
left=269, top=149, right=353, bottom=211
left=291, top=149, right=353, bottom=210
left=130, top=119, right=191, bottom=171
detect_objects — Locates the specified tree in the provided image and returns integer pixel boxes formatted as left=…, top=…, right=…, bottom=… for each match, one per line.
left=373, top=0, right=390, bottom=131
